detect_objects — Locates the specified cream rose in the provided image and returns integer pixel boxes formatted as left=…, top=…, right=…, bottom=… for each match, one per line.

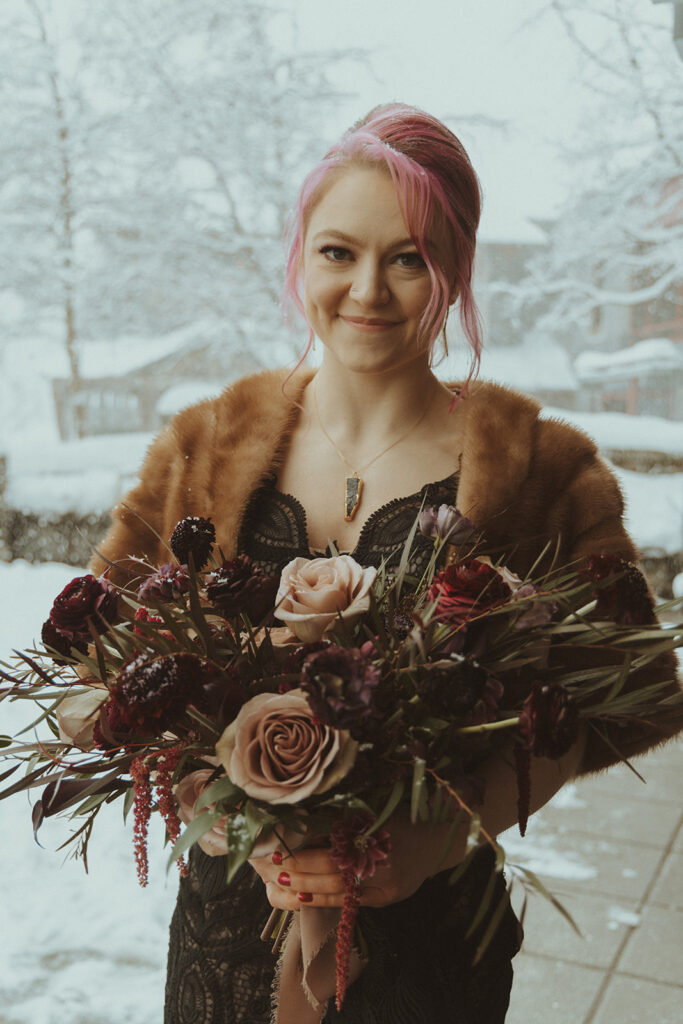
left=56, top=686, right=109, bottom=749
left=274, top=555, right=376, bottom=642
left=215, top=689, right=358, bottom=804
left=174, top=769, right=229, bottom=857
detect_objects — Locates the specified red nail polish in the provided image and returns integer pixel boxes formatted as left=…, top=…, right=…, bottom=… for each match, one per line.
left=272, top=850, right=283, bottom=866
left=277, top=871, right=291, bottom=887
left=297, top=891, right=313, bottom=903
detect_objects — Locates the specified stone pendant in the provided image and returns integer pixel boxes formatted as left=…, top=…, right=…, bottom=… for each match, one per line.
left=344, top=475, right=363, bottom=522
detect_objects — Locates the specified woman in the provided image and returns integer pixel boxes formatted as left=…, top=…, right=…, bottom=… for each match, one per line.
left=93, top=105, right=679, bottom=1024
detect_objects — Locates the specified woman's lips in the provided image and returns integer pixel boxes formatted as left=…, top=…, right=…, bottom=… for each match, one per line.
left=339, top=315, right=402, bottom=332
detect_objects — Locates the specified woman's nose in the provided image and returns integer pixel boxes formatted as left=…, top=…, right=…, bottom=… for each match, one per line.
left=349, top=259, right=390, bottom=307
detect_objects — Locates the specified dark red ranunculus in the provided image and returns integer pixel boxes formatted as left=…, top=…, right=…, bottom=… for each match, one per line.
left=49, top=574, right=118, bottom=639
left=586, top=554, right=655, bottom=626
left=206, top=555, right=279, bottom=623
left=109, top=652, right=211, bottom=736
left=41, top=618, right=89, bottom=663
left=170, top=517, right=216, bottom=570
left=518, top=681, right=579, bottom=759
left=426, top=559, right=512, bottom=628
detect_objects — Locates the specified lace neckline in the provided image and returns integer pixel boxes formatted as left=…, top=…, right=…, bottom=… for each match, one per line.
left=268, top=471, right=459, bottom=558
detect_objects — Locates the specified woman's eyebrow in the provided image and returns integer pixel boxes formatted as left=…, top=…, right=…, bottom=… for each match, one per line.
left=311, top=229, right=416, bottom=250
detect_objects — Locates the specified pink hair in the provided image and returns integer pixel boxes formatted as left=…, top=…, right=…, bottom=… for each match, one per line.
left=282, top=103, right=483, bottom=379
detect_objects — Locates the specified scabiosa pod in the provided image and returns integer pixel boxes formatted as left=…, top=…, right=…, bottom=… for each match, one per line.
left=170, top=516, right=216, bottom=570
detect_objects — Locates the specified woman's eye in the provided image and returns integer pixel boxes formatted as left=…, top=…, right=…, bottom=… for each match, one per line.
left=395, top=252, right=425, bottom=269
left=319, top=245, right=351, bottom=262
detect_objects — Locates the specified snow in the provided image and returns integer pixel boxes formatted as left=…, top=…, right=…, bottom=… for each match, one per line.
left=575, top=338, right=683, bottom=383
left=4, top=433, right=153, bottom=516
left=0, top=561, right=174, bottom=1024
left=436, top=339, right=579, bottom=392
left=156, top=381, right=226, bottom=416
left=615, top=468, right=683, bottom=553
left=541, top=406, right=683, bottom=454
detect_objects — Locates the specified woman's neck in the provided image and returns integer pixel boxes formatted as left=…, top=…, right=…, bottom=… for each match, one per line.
left=307, top=354, right=446, bottom=453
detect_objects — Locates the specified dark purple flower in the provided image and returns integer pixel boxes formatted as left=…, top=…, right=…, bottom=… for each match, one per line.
left=40, top=618, right=88, bottom=663
left=301, top=645, right=381, bottom=732
left=330, top=812, right=391, bottom=880
left=170, top=517, right=216, bottom=570
left=518, top=681, right=579, bottom=759
left=418, top=659, right=503, bottom=723
left=419, top=505, right=477, bottom=545
left=138, top=563, right=190, bottom=604
left=587, top=554, right=655, bottom=626
left=49, top=574, right=118, bottom=639
left=206, top=555, right=278, bottom=622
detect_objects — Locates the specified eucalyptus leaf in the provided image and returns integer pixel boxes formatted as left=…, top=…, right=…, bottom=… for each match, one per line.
left=168, top=809, right=221, bottom=870
left=366, top=780, right=404, bottom=836
left=194, top=775, right=242, bottom=813
left=410, top=758, right=426, bottom=825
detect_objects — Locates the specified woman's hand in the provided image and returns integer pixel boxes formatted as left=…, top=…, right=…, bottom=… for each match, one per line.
left=248, top=808, right=466, bottom=911
left=250, top=732, right=587, bottom=912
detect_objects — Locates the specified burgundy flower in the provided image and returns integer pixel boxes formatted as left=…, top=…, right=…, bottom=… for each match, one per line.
left=426, top=559, right=512, bottom=628
left=518, top=681, right=579, bottom=759
left=170, top=516, right=216, bottom=570
left=587, top=554, right=655, bottom=626
left=330, top=812, right=391, bottom=881
left=109, top=652, right=211, bottom=736
left=418, top=659, right=503, bottom=723
left=301, top=645, right=381, bottom=733
left=419, top=505, right=477, bottom=545
left=137, top=563, right=190, bottom=604
left=206, top=555, right=279, bottom=623
left=93, top=699, right=132, bottom=750
left=40, top=618, right=88, bottom=662
left=49, top=574, right=118, bottom=639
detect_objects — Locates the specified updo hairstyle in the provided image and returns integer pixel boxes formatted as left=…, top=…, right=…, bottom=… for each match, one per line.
left=282, top=103, right=483, bottom=370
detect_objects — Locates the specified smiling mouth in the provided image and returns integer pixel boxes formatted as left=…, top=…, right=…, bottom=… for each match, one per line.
left=340, top=315, right=402, bottom=327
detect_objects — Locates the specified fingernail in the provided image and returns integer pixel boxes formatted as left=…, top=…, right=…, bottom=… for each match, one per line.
left=297, top=891, right=313, bottom=903
left=277, top=871, right=291, bottom=887
left=272, top=850, right=283, bottom=866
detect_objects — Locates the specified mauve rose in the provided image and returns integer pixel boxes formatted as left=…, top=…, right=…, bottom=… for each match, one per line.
left=56, top=685, right=109, bottom=749
left=215, top=689, right=358, bottom=804
left=174, top=768, right=229, bottom=856
left=275, top=555, right=376, bottom=643
left=49, top=574, right=118, bottom=638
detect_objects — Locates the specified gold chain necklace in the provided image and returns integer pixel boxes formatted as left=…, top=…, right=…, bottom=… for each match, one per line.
left=313, top=383, right=433, bottom=522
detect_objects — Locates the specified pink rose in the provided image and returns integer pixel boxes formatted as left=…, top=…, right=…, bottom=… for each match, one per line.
left=57, top=685, right=109, bottom=749
left=274, top=555, right=376, bottom=642
left=215, top=689, right=358, bottom=804
left=174, top=768, right=229, bottom=857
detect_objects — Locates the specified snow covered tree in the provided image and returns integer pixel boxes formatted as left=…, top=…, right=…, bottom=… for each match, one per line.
left=507, top=0, right=682, bottom=355
left=0, top=0, right=360, bottom=408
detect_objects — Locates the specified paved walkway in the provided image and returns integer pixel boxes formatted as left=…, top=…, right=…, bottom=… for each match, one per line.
left=504, top=738, right=682, bottom=1024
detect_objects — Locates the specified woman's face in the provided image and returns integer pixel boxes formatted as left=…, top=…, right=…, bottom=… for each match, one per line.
left=302, top=164, right=437, bottom=375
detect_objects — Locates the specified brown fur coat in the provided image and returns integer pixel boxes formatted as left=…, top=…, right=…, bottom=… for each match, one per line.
left=92, top=368, right=681, bottom=774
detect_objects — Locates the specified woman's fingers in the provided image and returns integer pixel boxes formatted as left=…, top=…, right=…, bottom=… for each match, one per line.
left=264, top=881, right=347, bottom=911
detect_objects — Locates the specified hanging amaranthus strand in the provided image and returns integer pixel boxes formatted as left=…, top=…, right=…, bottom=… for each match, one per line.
left=154, top=745, right=189, bottom=877
left=130, top=755, right=152, bottom=886
left=335, top=868, right=360, bottom=1011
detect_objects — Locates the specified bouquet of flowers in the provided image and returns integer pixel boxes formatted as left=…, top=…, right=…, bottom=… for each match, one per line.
left=1, top=509, right=682, bottom=1010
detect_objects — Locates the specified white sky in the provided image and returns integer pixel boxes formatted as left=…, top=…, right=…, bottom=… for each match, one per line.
left=281, top=0, right=673, bottom=240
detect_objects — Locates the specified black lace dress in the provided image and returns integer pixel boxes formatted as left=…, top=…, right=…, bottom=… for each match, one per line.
left=164, top=473, right=522, bottom=1024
